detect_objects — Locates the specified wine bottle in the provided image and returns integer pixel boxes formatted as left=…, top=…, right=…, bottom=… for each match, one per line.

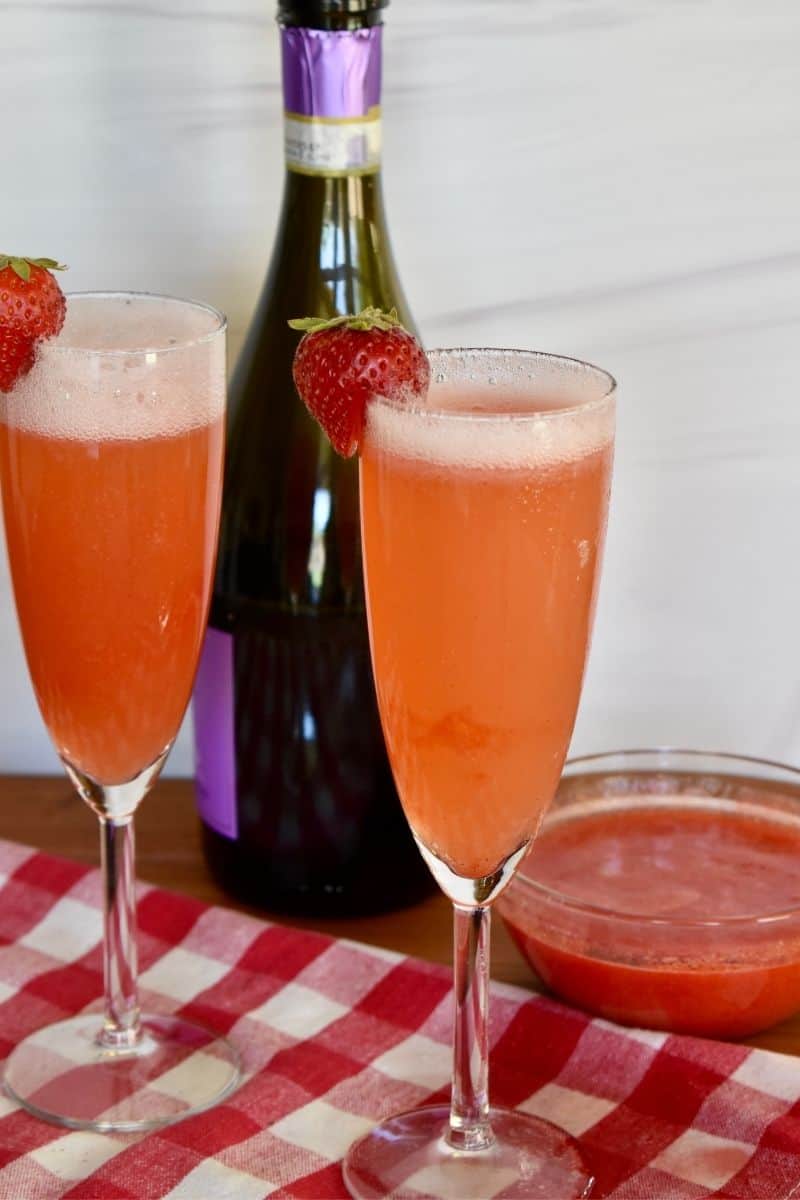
left=192, top=0, right=434, bottom=916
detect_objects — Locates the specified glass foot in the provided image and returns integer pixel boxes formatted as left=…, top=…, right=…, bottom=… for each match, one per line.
left=4, top=1013, right=241, bottom=1133
left=343, top=1104, right=593, bottom=1199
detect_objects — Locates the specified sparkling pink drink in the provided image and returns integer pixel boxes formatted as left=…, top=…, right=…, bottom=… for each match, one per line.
left=359, top=360, right=614, bottom=880
left=0, top=298, right=225, bottom=785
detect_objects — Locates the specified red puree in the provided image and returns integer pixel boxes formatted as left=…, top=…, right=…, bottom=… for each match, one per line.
left=501, top=799, right=800, bottom=1037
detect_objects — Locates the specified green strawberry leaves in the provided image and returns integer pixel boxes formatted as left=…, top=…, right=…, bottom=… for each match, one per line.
left=0, top=256, right=68, bottom=282
left=288, top=306, right=403, bottom=335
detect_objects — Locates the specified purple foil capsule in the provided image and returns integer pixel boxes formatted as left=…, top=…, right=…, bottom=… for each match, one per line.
left=281, top=27, right=383, bottom=174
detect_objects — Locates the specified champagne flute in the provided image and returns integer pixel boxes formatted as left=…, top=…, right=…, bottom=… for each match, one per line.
left=0, top=292, right=240, bottom=1132
left=344, top=349, right=615, bottom=1198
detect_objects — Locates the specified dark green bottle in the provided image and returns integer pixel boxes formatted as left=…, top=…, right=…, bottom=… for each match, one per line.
left=192, top=0, right=434, bottom=915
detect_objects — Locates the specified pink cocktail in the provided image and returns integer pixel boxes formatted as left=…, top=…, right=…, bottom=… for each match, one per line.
left=1, top=417, right=223, bottom=785
left=361, top=379, right=612, bottom=881
left=0, top=293, right=239, bottom=1132
left=346, top=349, right=615, bottom=1199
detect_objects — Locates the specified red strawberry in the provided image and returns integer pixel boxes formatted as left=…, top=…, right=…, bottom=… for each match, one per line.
left=290, top=307, right=429, bottom=457
left=0, top=255, right=67, bottom=393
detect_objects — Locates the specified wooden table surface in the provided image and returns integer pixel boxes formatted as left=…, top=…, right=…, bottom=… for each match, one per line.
left=1, top=774, right=798, bottom=1059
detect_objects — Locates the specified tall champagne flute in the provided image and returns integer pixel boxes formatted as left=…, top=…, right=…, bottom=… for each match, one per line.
left=345, top=350, right=615, bottom=1198
left=0, top=293, right=240, bottom=1132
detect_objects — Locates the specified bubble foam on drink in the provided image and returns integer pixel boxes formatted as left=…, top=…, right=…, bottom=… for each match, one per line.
left=1, top=294, right=225, bottom=441
left=365, top=349, right=615, bottom=471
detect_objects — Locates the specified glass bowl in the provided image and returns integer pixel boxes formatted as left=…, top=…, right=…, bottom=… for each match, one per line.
left=497, top=750, right=800, bottom=1038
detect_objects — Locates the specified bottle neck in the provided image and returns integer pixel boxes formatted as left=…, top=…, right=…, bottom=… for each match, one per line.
left=280, top=25, right=382, bottom=178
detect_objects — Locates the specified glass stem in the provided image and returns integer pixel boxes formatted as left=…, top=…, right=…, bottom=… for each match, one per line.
left=448, top=903, right=494, bottom=1151
left=99, top=816, right=141, bottom=1049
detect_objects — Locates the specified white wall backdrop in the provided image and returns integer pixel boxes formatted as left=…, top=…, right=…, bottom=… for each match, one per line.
left=2, top=0, right=799, bottom=776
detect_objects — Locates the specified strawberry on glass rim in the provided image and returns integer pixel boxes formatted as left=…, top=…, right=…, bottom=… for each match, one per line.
left=289, top=307, right=429, bottom=457
left=0, top=255, right=67, bottom=393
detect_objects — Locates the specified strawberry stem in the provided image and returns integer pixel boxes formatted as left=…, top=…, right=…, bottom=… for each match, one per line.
left=288, top=306, right=403, bottom=335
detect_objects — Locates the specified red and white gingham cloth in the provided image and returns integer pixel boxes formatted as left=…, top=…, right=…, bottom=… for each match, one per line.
left=0, top=837, right=799, bottom=1199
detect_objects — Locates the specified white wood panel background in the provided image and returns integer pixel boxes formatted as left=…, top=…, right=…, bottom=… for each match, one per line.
left=1, top=0, right=799, bottom=776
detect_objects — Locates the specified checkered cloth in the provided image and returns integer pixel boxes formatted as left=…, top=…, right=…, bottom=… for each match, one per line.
left=0, top=838, right=799, bottom=1199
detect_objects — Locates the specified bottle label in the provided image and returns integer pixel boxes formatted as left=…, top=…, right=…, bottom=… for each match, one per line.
left=281, top=26, right=382, bottom=177
left=192, top=628, right=239, bottom=840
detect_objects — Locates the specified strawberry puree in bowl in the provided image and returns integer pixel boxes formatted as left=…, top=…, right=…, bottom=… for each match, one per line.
left=497, top=750, right=800, bottom=1038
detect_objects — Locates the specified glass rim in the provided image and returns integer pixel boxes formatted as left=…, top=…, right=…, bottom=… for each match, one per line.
left=39, top=291, right=227, bottom=358
left=512, top=747, right=800, bottom=929
left=370, top=346, right=616, bottom=422
left=564, top=746, right=800, bottom=779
